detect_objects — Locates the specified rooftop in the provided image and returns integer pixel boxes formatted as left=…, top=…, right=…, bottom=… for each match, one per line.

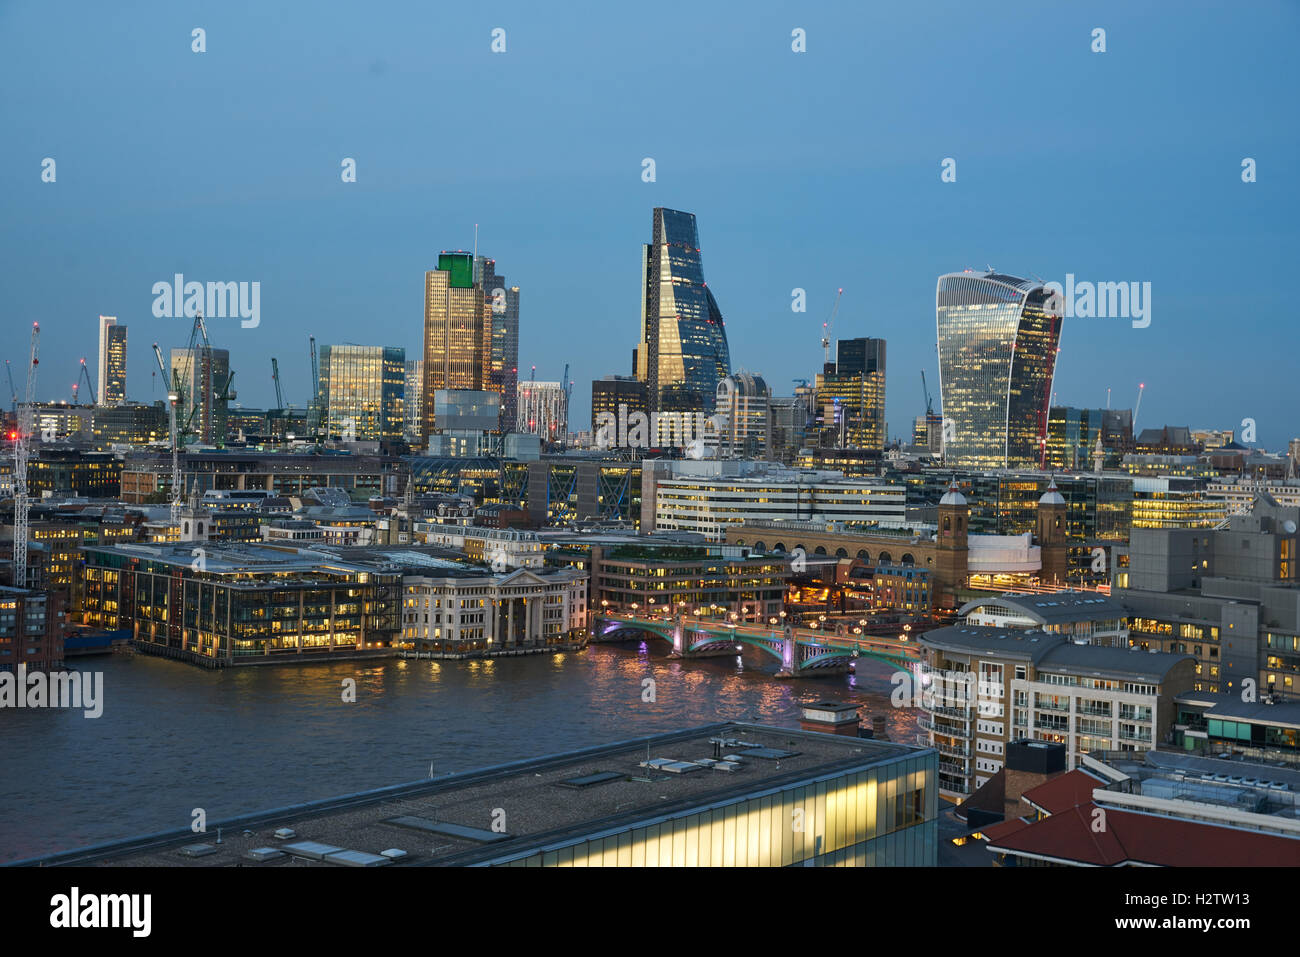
left=19, top=723, right=927, bottom=867
left=960, top=591, right=1126, bottom=625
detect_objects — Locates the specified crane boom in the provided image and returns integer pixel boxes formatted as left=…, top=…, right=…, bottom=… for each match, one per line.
left=920, top=370, right=933, bottom=415
left=271, top=357, right=284, bottom=411
left=79, top=358, right=97, bottom=405
left=5, top=360, right=17, bottom=412
left=13, top=323, right=39, bottom=587
left=152, top=342, right=183, bottom=523
left=820, top=287, right=843, bottom=367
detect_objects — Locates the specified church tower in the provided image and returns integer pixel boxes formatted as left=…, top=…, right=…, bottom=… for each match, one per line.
left=1037, top=478, right=1069, bottom=585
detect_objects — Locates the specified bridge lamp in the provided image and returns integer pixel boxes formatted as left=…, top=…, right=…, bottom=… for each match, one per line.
left=631, top=603, right=638, bottom=613
left=818, top=614, right=826, bottom=622
left=769, top=617, right=778, bottom=625
left=729, top=612, right=738, bottom=622
left=853, top=627, right=862, bottom=635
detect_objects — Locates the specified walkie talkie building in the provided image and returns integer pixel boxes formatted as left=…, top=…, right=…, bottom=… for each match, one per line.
left=935, top=271, right=1063, bottom=469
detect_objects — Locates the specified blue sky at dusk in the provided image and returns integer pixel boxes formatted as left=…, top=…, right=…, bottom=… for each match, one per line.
left=1, top=0, right=1296, bottom=446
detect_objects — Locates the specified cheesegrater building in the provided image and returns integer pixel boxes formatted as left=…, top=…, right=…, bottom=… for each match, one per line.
left=935, top=271, right=1063, bottom=469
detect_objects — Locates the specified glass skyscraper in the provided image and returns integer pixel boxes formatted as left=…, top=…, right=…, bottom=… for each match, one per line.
left=422, top=251, right=490, bottom=442
left=474, top=255, right=519, bottom=433
left=935, top=271, right=1063, bottom=469
left=317, top=344, right=405, bottom=441
left=97, top=315, right=127, bottom=406
left=634, top=208, right=731, bottom=416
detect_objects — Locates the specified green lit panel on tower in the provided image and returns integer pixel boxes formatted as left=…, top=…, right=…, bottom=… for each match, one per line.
left=438, top=253, right=475, bottom=289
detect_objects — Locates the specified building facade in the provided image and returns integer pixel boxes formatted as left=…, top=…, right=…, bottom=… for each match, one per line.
left=317, top=344, right=405, bottom=442
left=422, top=251, right=491, bottom=443
left=935, top=271, right=1063, bottom=469
left=634, top=207, right=731, bottom=416
left=97, top=315, right=127, bottom=406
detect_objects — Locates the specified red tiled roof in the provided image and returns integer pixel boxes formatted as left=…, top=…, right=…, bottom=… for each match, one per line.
left=987, top=802, right=1300, bottom=867
left=981, top=815, right=1033, bottom=842
left=1020, top=768, right=1105, bottom=815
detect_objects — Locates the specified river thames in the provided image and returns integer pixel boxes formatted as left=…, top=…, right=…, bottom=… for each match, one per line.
left=0, top=642, right=919, bottom=862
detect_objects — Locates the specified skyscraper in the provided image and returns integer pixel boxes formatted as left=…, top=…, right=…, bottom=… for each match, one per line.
left=403, top=359, right=424, bottom=443
left=474, top=256, right=520, bottom=433
left=935, top=271, right=1063, bottom=469
left=422, top=251, right=490, bottom=442
left=814, top=337, right=886, bottom=453
left=170, top=346, right=231, bottom=446
left=97, top=316, right=127, bottom=406
left=317, top=345, right=405, bottom=442
left=634, top=208, right=731, bottom=417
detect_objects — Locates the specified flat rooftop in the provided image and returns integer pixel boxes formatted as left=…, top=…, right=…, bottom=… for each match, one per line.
left=19, top=724, right=926, bottom=868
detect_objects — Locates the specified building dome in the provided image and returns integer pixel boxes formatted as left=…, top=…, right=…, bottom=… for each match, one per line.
left=1039, top=478, right=1065, bottom=506
left=939, top=480, right=967, bottom=507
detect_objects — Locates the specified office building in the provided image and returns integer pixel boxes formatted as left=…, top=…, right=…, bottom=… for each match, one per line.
left=1113, top=494, right=1300, bottom=699
left=935, top=271, right=1063, bottom=469
left=634, top=208, right=731, bottom=416
left=516, top=380, right=567, bottom=440
left=474, top=256, right=520, bottom=432
left=316, top=345, right=405, bottom=442
left=591, top=376, right=648, bottom=444
left=403, top=360, right=424, bottom=443
left=959, top=591, right=1129, bottom=645
left=170, top=346, right=231, bottom=446
left=34, top=724, right=937, bottom=867
left=642, top=459, right=906, bottom=542
left=588, top=543, right=789, bottom=623
left=97, top=316, right=127, bottom=406
left=1045, top=406, right=1133, bottom=470
left=710, top=371, right=770, bottom=459
left=422, top=251, right=491, bottom=442
left=814, top=337, right=886, bottom=454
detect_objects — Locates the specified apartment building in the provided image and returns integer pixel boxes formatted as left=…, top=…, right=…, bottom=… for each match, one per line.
left=917, top=625, right=1194, bottom=799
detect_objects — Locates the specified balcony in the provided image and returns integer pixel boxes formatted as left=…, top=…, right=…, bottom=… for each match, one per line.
left=939, top=775, right=972, bottom=796
left=919, top=716, right=972, bottom=740
left=934, top=740, right=971, bottom=759
left=1035, top=699, right=1070, bottom=712
left=939, top=757, right=970, bottom=776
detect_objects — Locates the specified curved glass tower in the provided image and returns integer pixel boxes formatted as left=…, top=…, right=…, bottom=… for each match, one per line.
left=935, top=271, right=1062, bottom=469
left=635, top=208, right=731, bottom=415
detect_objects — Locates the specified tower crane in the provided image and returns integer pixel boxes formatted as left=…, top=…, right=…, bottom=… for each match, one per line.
left=78, top=358, right=97, bottom=405
left=920, top=370, right=934, bottom=416
left=271, top=358, right=285, bottom=411
left=307, top=336, right=321, bottom=438
left=820, top=287, right=844, bottom=366
left=5, top=360, right=17, bottom=413
left=13, top=323, right=39, bottom=588
left=152, top=342, right=183, bottom=524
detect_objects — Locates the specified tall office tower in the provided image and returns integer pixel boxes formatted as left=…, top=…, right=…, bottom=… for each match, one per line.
left=474, top=256, right=520, bottom=433
left=935, top=271, right=1063, bottom=469
left=316, top=345, right=405, bottom=442
left=711, top=371, right=770, bottom=459
left=97, top=316, right=127, bottom=405
left=813, top=337, right=886, bottom=452
left=403, top=360, right=424, bottom=443
left=517, top=380, right=567, bottom=440
left=591, top=375, right=648, bottom=433
left=422, top=251, right=491, bottom=442
left=170, top=346, right=231, bottom=446
left=633, top=208, right=731, bottom=417
left=1045, top=406, right=1134, bottom=470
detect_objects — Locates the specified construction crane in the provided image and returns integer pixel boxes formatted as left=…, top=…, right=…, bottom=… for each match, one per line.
left=171, top=313, right=211, bottom=441
left=920, top=370, right=934, bottom=416
left=560, top=362, right=572, bottom=448
left=306, top=336, right=321, bottom=438
left=5, top=360, right=17, bottom=413
left=1133, top=382, right=1146, bottom=432
left=271, top=358, right=284, bottom=411
left=152, top=342, right=183, bottom=524
left=78, top=358, right=97, bottom=405
left=13, top=323, right=39, bottom=588
left=820, top=287, right=844, bottom=366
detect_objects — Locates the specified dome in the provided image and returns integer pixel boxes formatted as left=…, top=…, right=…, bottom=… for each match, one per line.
left=1039, top=478, right=1065, bottom=506
left=939, top=480, right=967, bottom=506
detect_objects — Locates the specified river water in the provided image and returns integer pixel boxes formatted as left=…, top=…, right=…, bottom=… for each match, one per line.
left=0, top=642, right=918, bottom=862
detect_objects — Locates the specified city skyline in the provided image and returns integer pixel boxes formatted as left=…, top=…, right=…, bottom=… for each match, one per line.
left=2, top=2, right=1296, bottom=449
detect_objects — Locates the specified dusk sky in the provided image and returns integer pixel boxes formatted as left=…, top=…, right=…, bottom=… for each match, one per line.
left=2, top=0, right=1297, bottom=446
